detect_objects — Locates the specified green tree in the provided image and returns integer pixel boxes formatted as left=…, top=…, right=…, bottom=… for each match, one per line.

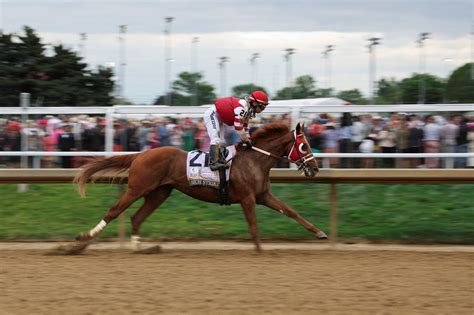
left=292, top=75, right=318, bottom=98
left=375, top=78, right=401, bottom=104
left=154, top=72, right=216, bottom=105
left=399, top=73, right=445, bottom=104
left=317, top=88, right=334, bottom=98
left=0, top=26, right=114, bottom=106
left=274, top=87, right=294, bottom=100
left=336, top=89, right=368, bottom=104
left=446, top=63, right=474, bottom=103
left=231, top=83, right=267, bottom=98
left=274, top=75, right=320, bottom=99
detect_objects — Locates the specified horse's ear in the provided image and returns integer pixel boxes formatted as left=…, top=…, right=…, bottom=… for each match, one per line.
left=296, top=123, right=304, bottom=135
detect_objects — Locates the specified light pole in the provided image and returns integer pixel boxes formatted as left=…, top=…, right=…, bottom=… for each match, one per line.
left=191, top=36, right=199, bottom=105
left=272, top=65, right=279, bottom=98
left=322, top=45, right=334, bottom=93
left=191, top=37, right=199, bottom=72
left=284, top=48, right=295, bottom=99
left=164, top=17, right=175, bottom=105
left=249, top=53, right=260, bottom=84
left=417, top=32, right=430, bottom=104
left=442, top=58, right=453, bottom=103
left=118, top=25, right=127, bottom=101
left=218, top=56, right=229, bottom=97
left=367, top=37, right=381, bottom=104
left=471, top=20, right=474, bottom=80
left=79, top=33, right=87, bottom=60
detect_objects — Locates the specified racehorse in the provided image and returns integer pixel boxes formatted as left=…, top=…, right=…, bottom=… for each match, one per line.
left=72, top=122, right=327, bottom=253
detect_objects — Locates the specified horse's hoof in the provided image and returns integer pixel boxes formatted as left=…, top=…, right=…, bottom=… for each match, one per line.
left=316, top=231, right=328, bottom=239
left=75, top=233, right=90, bottom=241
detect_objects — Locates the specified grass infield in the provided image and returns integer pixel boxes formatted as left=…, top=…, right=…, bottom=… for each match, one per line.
left=0, top=183, right=473, bottom=244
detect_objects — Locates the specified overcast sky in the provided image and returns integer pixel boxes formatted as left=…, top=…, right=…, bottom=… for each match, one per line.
left=1, top=0, right=473, bottom=104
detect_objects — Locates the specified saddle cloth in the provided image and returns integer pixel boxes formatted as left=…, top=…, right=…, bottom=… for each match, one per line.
left=186, top=145, right=236, bottom=188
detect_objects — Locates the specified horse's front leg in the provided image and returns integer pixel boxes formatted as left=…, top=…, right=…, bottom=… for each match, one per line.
left=259, top=192, right=328, bottom=239
left=240, top=197, right=262, bottom=253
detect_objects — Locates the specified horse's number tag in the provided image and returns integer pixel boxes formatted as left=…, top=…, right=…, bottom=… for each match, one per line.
left=189, top=151, right=209, bottom=167
left=186, top=146, right=236, bottom=188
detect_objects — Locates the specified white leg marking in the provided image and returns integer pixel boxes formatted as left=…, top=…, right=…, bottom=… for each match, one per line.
left=88, top=220, right=107, bottom=237
left=131, top=235, right=141, bottom=251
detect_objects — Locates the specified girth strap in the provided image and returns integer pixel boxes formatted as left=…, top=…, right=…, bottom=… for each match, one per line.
left=217, top=148, right=231, bottom=206
left=218, top=167, right=230, bottom=206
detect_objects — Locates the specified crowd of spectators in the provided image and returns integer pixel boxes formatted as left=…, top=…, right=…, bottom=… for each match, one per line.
left=307, top=112, right=473, bottom=169
left=0, top=112, right=473, bottom=169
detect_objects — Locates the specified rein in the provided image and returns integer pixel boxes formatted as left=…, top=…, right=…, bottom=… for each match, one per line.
left=249, top=145, right=288, bottom=161
left=245, top=130, right=314, bottom=166
left=249, top=145, right=314, bottom=168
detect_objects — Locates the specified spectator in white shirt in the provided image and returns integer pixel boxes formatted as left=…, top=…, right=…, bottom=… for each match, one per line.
left=440, top=115, right=459, bottom=168
left=423, top=115, right=441, bottom=168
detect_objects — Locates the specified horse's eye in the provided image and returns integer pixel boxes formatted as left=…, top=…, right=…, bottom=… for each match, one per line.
left=299, top=143, right=308, bottom=154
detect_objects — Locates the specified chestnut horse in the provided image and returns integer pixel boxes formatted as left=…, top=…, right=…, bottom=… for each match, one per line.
left=73, top=122, right=327, bottom=252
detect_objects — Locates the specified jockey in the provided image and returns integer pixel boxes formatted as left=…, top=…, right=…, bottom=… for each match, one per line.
left=203, top=90, right=269, bottom=170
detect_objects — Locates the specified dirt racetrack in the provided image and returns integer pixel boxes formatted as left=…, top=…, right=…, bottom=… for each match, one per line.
left=0, top=247, right=472, bottom=314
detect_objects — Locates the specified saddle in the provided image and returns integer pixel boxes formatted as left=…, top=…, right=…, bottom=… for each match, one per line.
left=186, top=146, right=235, bottom=206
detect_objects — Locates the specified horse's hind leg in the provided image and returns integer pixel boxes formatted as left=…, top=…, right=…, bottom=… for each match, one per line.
left=259, top=192, right=328, bottom=239
left=76, top=188, right=142, bottom=241
left=130, top=185, right=172, bottom=250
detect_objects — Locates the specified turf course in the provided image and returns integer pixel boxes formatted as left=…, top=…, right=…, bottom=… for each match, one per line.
left=0, top=183, right=473, bottom=244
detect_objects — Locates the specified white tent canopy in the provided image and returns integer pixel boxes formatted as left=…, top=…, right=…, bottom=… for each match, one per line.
left=269, top=97, right=351, bottom=107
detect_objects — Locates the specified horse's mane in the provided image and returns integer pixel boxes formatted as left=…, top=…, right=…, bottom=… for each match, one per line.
left=251, top=123, right=290, bottom=141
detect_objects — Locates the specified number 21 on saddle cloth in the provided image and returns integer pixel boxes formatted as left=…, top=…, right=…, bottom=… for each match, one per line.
left=186, top=145, right=236, bottom=188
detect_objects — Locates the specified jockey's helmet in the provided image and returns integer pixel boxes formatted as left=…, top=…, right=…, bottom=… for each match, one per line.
left=248, top=90, right=269, bottom=111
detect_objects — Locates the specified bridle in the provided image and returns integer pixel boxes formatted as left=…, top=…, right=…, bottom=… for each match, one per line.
left=245, top=130, right=318, bottom=175
left=288, top=131, right=316, bottom=165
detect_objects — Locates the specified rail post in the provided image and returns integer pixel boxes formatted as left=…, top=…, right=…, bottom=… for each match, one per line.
left=105, top=108, right=114, bottom=154
left=329, top=182, right=338, bottom=245
left=18, top=93, right=30, bottom=193
left=117, top=184, right=127, bottom=248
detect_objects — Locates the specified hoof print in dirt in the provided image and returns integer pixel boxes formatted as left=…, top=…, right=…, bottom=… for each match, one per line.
left=133, top=245, right=162, bottom=255
left=46, top=242, right=90, bottom=256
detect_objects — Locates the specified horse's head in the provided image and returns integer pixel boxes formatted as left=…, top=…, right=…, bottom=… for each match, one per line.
left=288, top=122, right=319, bottom=177
left=248, top=122, right=319, bottom=177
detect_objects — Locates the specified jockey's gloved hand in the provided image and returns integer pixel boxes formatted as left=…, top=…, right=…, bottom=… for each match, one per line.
left=243, top=139, right=253, bottom=149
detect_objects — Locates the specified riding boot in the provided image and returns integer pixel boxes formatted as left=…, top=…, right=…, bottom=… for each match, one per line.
left=209, top=144, right=226, bottom=171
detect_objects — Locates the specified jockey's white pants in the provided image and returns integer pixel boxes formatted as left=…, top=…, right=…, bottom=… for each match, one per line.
left=204, top=105, right=226, bottom=145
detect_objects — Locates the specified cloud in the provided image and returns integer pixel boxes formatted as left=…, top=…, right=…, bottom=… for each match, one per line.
left=35, top=29, right=471, bottom=104
left=2, top=0, right=472, bottom=103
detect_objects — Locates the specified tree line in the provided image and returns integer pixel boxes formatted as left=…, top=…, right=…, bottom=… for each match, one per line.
left=1, top=26, right=473, bottom=107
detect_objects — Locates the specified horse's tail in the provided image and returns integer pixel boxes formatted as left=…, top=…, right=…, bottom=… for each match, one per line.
left=74, top=154, right=140, bottom=198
